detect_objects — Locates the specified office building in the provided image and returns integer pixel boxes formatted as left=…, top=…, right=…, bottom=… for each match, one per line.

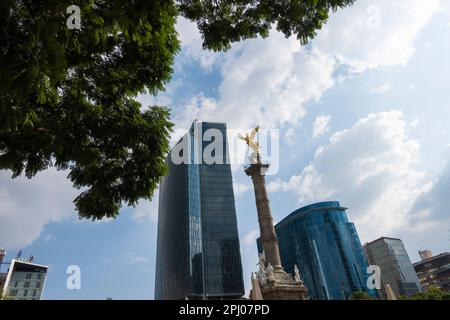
left=414, top=251, right=450, bottom=292
left=155, top=121, right=244, bottom=300
left=258, top=201, right=376, bottom=300
left=1, top=258, right=48, bottom=300
left=364, top=237, right=421, bottom=299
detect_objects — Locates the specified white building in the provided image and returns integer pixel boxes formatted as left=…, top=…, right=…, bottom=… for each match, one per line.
left=2, top=259, right=48, bottom=300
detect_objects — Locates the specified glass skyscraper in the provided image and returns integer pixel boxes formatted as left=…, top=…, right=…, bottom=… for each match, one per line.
left=155, top=121, right=244, bottom=300
left=257, top=201, right=376, bottom=300
left=364, top=237, right=422, bottom=299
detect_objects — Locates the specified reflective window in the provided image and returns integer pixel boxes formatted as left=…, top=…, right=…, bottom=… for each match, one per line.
left=155, top=122, right=244, bottom=300
left=258, top=202, right=376, bottom=300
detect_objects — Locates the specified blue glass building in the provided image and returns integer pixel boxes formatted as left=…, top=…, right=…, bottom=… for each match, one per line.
left=155, top=121, right=244, bottom=300
left=257, top=201, right=376, bottom=300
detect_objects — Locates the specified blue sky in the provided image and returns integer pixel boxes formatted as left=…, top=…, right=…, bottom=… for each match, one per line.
left=1, top=0, right=450, bottom=299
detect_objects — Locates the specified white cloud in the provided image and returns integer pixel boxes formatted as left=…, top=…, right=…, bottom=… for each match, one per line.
left=410, top=119, right=420, bottom=128
left=267, top=176, right=301, bottom=194
left=41, top=234, right=56, bottom=243
left=0, top=165, right=158, bottom=250
left=312, top=115, right=331, bottom=139
left=243, top=229, right=259, bottom=246
left=314, top=0, right=442, bottom=72
left=137, top=79, right=182, bottom=108
left=233, top=182, right=250, bottom=197
left=131, top=257, right=150, bottom=264
left=175, top=0, right=441, bottom=130
left=176, top=17, right=222, bottom=71
left=409, top=161, right=450, bottom=225
left=0, top=168, right=77, bottom=249
left=284, top=128, right=296, bottom=146
left=371, top=84, right=390, bottom=95
left=269, top=111, right=428, bottom=242
left=123, top=252, right=151, bottom=265
left=176, top=41, right=335, bottom=130
left=131, top=195, right=159, bottom=223
left=397, top=160, right=450, bottom=256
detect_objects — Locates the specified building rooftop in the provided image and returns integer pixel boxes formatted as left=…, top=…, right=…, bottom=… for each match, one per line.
left=364, top=236, right=402, bottom=247
left=7, top=259, right=48, bottom=274
left=413, top=252, right=450, bottom=266
left=275, top=201, right=347, bottom=229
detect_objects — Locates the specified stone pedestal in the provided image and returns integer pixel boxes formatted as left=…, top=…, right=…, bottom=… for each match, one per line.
left=260, top=270, right=308, bottom=300
left=245, top=156, right=308, bottom=300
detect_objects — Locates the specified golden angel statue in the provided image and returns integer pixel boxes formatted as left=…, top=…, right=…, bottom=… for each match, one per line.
left=238, top=126, right=260, bottom=153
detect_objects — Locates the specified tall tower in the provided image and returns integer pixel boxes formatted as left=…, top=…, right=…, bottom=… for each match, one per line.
left=0, top=248, right=6, bottom=268
left=245, top=161, right=282, bottom=271
left=155, top=121, right=244, bottom=300
left=241, top=127, right=307, bottom=300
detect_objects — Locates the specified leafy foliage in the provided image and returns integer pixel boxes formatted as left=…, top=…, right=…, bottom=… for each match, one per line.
left=0, top=0, right=355, bottom=220
left=350, top=291, right=374, bottom=300
left=179, top=0, right=356, bottom=51
left=398, top=286, right=450, bottom=300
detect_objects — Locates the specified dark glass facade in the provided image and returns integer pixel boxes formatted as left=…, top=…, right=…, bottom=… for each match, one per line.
left=257, top=201, right=376, bottom=300
left=364, top=237, right=422, bottom=298
left=155, top=122, right=244, bottom=300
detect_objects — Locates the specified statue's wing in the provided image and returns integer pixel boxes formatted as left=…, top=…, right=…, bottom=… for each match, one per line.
left=250, top=126, right=259, bottom=139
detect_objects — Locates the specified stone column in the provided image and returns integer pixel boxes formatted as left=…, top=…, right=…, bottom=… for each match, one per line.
left=0, top=249, right=5, bottom=267
left=245, top=156, right=308, bottom=300
left=246, top=163, right=282, bottom=271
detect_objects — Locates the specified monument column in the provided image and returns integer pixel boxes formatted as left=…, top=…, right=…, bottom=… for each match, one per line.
left=246, top=162, right=282, bottom=271
left=0, top=249, right=5, bottom=267
left=240, top=127, right=308, bottom=300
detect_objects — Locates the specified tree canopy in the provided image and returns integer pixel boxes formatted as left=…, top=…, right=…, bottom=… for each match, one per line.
left=0, top=0, right=355, bottom=220
left=350, top=291, right=374, bottom=300
left=398, top=286, right=450, bottom=300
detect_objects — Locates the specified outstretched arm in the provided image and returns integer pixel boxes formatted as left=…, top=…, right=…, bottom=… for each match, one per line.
left=250, top=126, right=260, bottom=140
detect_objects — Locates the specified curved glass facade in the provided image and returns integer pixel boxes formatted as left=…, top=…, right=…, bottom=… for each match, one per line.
left=155, top=122, right=244, bottom=300
left=258, top=201, right=376, bottom=300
